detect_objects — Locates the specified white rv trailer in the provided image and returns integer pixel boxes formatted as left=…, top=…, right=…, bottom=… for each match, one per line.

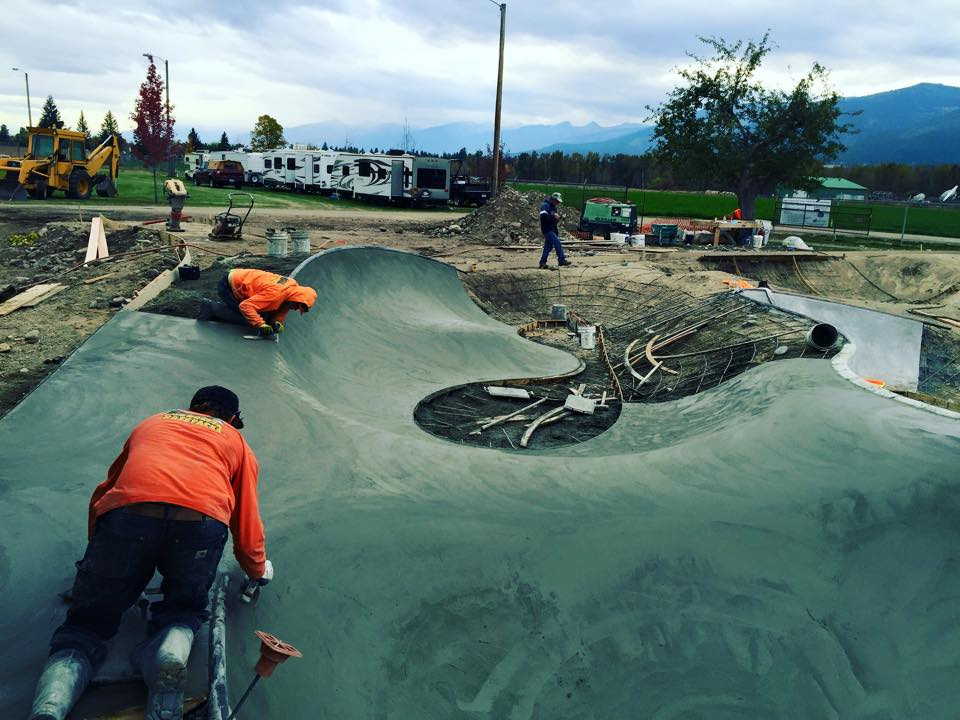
left=261, top=149, right=304, bottom=190
left=260, top=150, right=338, bottom=192
left=298, top=152, right=338, bottom=192
left=242, top=152, right=265, bottom=185
left=183, top=152, right=204, bottom=180
left=328, top=151, right=450, bottom=205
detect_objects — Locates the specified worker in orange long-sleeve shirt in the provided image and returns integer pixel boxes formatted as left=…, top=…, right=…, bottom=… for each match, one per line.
left=199, top=267, right=318, bottom=337
left=27, top=386, right=271, bottom=720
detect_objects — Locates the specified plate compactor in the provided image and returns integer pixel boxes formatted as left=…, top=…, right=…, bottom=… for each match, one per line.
left=209, top=192, right=254, bottom=240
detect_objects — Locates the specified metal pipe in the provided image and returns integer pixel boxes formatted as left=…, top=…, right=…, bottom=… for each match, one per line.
left=226, top=675, right=260, bottom=720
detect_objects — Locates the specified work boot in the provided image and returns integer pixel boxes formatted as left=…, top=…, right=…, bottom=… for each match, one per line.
left=559, top=259, right=573, bottom=267
left=196, top=298, right=217, bottom=321
left=28, top=649, right=94, bottom=720
left=538, top=263, right=552, bottom=270
left=133, top=624, right=195, bottom=720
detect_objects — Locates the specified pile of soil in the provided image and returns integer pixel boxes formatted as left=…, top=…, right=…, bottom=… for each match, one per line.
left=0, top=222, right=185, bottom=416
left=0, top=222, right=164, bottom=290
left=428, top=187, right=581, bottom=245
left=140, top=252, right=309, bottom=320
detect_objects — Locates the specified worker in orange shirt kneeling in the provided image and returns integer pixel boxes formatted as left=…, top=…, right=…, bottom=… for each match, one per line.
left=199, top=268, right=317, bottom=336
left=27, top=386, right=271, bottom=720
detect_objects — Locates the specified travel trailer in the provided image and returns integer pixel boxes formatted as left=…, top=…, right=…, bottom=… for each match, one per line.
left=328, top=151, right=450, bottom=206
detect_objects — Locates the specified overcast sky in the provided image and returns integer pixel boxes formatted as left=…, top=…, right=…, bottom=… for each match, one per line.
left=1, top=0, right=958, bottom=138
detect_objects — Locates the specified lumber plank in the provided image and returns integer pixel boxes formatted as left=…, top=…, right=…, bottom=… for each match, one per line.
left=21, top=284, right=67, bottom=307
left=0, top=283, right=63, bottom=315
left=83, top=271, right=121, bottom=285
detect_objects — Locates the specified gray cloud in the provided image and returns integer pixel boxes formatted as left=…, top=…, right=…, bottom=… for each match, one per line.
left=1, top=0, right=956, bottom=136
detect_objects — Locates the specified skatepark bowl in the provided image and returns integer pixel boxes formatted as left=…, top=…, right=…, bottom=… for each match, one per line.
left=1, top=246, right=958, bottom=719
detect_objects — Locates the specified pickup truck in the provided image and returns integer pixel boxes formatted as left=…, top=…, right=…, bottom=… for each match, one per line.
left=193, top=160, right=244, bottom=189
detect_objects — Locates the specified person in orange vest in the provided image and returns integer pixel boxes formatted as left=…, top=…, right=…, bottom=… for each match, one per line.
left=199, top=268, right=318, bottom=336
left=27, top=386, right=271, bottom=720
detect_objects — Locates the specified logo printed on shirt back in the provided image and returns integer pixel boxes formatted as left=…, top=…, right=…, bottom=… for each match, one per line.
left=161, top=410, right=223, bottom=432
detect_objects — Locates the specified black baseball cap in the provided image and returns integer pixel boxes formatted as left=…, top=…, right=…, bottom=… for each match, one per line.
left=191, top=385, right=244, bottom=428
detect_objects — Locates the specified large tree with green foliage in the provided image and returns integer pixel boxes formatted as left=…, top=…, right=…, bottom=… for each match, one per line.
left=249, top=114, right=285, bottom=151
left=217, top=131, right=230, bottom=150
left=648, top=33, right=854, bottom=219
left=0, top=124, right=9, bottom=142
left=38, top=95, right=65, bottom=129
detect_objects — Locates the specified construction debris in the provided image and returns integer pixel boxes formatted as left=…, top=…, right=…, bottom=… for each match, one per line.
left=429, top=187, right=581, bottom=245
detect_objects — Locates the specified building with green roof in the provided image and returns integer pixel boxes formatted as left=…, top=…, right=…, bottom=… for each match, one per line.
left=785, top=177, right=869, bottom=201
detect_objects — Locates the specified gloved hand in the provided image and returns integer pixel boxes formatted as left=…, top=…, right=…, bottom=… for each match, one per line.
left=272, top=320, right=285, bottom=334
left=258, top=559, right=274, bottom=587
left=258, top=324, right=274, bottom=337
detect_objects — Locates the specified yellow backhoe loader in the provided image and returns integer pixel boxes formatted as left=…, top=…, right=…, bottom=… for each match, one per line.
left=0, top=127, right=119, bottom=200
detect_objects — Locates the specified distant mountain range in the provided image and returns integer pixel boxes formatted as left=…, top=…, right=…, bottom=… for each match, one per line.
left=185, top=83, right=960, bottom=165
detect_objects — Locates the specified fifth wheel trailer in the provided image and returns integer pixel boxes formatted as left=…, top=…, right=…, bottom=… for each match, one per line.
left=328, top=152, right=450, bottom=206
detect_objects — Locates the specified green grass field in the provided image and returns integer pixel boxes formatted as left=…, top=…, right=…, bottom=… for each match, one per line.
left=511, top=182, right=960, bottom=239
left=5, top=167, right=459, bottom=213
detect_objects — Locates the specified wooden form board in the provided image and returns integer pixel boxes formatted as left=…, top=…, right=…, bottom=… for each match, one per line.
left=0, top=283, right=66, bottom=315
left=84, top=216, right=110, bottom=263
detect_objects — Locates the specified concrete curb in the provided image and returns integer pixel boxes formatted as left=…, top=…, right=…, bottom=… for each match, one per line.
left=831, top=341, right=960, bottom=419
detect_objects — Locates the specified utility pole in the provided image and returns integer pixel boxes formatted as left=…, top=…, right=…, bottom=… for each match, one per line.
left=490, top=2, right=506, bottom=198
left=12, top=68, right=32, bottom=126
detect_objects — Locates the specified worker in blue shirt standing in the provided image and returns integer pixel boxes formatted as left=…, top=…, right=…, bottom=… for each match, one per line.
left=539, top=192, right=572, bottom=269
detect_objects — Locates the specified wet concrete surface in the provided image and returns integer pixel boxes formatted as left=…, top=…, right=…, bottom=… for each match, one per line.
left=1, top=247, right=958, bottom=719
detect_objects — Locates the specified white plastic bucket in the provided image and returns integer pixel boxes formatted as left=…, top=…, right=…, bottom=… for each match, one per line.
left=610, top=232, right=626, bottom=244
left=752, top=234, right=764, bottom=249
left=578, top=325, right=596, bottom=349
left=266, top=228, right=289, bottom=257
left=628, top=234, right=645, bottom=247
left=289, top=229, right=311, bottom=254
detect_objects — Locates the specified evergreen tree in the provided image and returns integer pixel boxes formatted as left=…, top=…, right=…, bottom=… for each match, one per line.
left=99, top=111, right=121, bottom=145
left=186, top=127, right=202, bottom=152
left=321, top=141, right=328, bottom=150
left=0, top=124, right=9, bottom=142
left=38, top=95, right=65, bottom=129
left=218, top=131, right=230, bottom=150
left=76, top=111, right=91, bottom=148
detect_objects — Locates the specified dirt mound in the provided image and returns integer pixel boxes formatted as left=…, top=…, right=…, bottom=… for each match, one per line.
left=429, top=187, right=581, bottom=245
left=1, top=222, right=160, bottom=280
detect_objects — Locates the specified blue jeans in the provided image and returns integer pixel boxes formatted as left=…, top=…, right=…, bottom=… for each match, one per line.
left=540, top=231, right=566, bottom=265
left=50, top=508, right=227, bottom=667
